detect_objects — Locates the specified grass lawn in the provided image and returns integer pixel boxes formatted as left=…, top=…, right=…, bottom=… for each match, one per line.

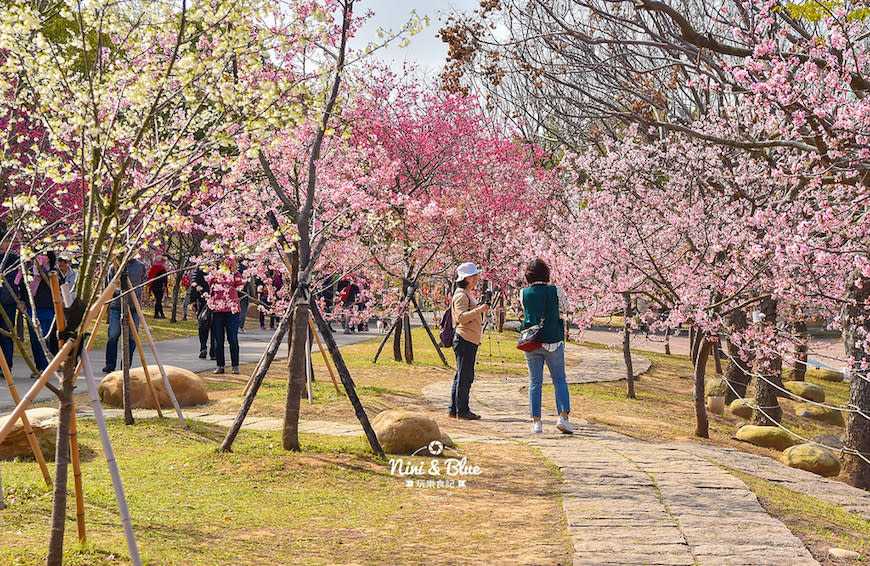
left=2, top=327, right=571, bottom=565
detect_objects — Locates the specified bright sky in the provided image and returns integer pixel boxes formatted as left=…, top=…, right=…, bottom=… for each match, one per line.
left=351, top=0, right=480, bottom=78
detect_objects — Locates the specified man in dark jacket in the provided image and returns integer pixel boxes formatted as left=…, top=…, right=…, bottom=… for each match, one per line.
left=103, top=258, right=146, bottom=372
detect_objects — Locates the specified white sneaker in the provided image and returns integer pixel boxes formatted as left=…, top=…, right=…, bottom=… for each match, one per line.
left=532, top=420, right=543, bottom=434
left=556, top=416, right=574, bottom=435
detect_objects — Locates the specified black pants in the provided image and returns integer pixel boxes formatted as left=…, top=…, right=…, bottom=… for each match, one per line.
left=449, top=334, right=478, bottom=416
left=154, top=287, right=165, bottom=318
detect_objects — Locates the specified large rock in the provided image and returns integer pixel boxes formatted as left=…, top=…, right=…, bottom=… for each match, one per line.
left=783, top=381, right=826, bottom=403
left=0, top=407, right=58, bottom=460
left=782, top=444, right=842, bottom=477
left=813, top=434, right=844, bottom=450
left=807, top=368, right=844, bottom=383
left=735, top=425, right=796, bottom=451
left=729, top=398, right=754, bottom=420
left=797, top=405, right=845, bottom=427
left=371, top=410, right=442, bottom=455
left=99, top=365, right=209, bottom=409
left=704, top=377, right=726, bottom=397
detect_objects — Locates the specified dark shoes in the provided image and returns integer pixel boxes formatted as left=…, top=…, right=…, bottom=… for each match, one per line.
left=214, top=367, right=225, bottom=374
left=457, top=412, right=481, bottom=421
left=102, top=366, right=114, bottom=373
left=198, top=350, right=207, bottom=359
left=231, top=366, right=239, bottom=375
left=448, top=412, right=457, bottom=419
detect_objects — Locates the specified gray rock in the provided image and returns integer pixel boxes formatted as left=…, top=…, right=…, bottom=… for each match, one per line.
left=812, top=434, right=844, bottom=450
left=829, top=548, right=861, bottom=560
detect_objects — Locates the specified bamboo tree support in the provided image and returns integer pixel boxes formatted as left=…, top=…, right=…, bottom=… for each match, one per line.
left=305, top=329, right=313, bottom=404
left=242, top=346, right=270, bottom=396
left=220, top=306, right=294, bottom=452
left=0, top=282, right=117, bottom=445
left=69, top=303, right=107, bottom=385
left=79, top=349, right=142, bottom=566
left=307, top=314, right=341, bottom=394
left=372, top=317, right=400, bottom=363
left=126, top=277, right=186, bottom=427
left=410, top=294, right=449, bottom=367
left=49, top=273, right=87, bottom=543
left=128, top=320, right=163, bottom=417
left=0, top=349, right=51, bottom=485
left=310, top=299, right=384, bottom=458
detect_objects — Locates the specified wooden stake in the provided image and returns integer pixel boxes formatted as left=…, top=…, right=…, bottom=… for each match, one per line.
left=0, top=281, right=117, bottom=445
left=128, top=320, right=163, bottom=417
left=308, top=314, right=341, bottom=394
left=0, top=347, right=51, bottom=485
left=126, top=277, right=186, bottom=427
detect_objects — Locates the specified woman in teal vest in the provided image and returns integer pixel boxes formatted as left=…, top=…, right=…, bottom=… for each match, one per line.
left=519, top=259, right=573, bottom=434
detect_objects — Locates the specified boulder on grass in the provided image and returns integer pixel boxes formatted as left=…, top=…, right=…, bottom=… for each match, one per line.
left=797, top=405, right=845, bottom=427
left=99, top=365, right=209, bottom=409
left=0, top=407, right=58, bottom=460
left=782, top=443, right=841, bottom=477
left=783, top=381, right=825, bottom=403
left=729, top=399, right=754, bottom=420
left=371, top=410, right=442, bottom=455
left=806, top=368, right=844, bottom=383
left=704, top=377, right=727, bottom=397
left=735, top=425, right=796, bottom=451
left=706, top=396, right=725, bottom=415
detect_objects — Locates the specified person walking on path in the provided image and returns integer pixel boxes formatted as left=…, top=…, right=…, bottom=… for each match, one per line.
left=17, top=254, right=58, bottom=376
left=103, top=257, right=146, bottom=372
left=191, top=266, right=213, bottom=359
left=206, top=258, right=244, bottom=374
left=146, top=256, right=168, bottom=319
left=519, top=258, right=573, bottom=434
left=449, top=262, right=490, bottom=420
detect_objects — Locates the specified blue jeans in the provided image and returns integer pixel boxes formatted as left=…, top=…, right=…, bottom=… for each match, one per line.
left=213, top=311, right=240, bottom=368
left=106, top=308, right=139, bottom=370
left=0, top=303, right=16, bottom=376
left=525, top=343, right=571, bottom=419
left=449, top=334, right=478, bottom=416
left=27, top=308, right=56, bottom=372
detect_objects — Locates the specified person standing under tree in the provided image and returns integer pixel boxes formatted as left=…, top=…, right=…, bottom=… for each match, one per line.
left=103, top=257, right=146, bottom=373
left=448, top=262, right=490, bottom=420
left=0, top=226, right=19, bottom=380
left=519, top=258, right=573, bottom=435
left=207, top=257, right=245, bottom=374
left=147, top=256, right=168, bottom=319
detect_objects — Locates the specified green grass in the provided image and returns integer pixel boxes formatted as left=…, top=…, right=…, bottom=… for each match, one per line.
left=730, top=468, right=870, bottom=560
left=0, top=419, right=409, bottom=566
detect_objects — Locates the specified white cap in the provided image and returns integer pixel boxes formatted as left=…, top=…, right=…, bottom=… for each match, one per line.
left=456, top=262, right=480, bottom=282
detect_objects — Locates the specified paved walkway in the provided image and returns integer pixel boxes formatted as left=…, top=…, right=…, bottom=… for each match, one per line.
left=422, top=369, right=821, bottom=565
left=0, top=322, right=390, bottom=411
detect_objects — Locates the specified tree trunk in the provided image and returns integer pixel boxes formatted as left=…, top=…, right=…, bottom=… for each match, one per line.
left=664, top=326, right=671, bottom=355
left=724, top=309, right=752, bottom=404
left=220, top=308, right=292, bottom=452
left=792, top=320, right=808, bottom=381
left=751, top=297, right=783, bottom=425
left=410, top=294, right=449, bottom=367
left=622, top=292, right=635, bottom=399
left=393, top=315, right=403, bottom=362
left=842, top=272, right=870, bottom=488
left=713, top=340, right=723, bottom=375
left=282, top=303, right=309, bottom=451
left=373, top=318, right=399, bottom=363
left=46, top=358, right=76, bottom=565
left=310, top=300, right=384, bottom=458
left=403, top=312, right=413, bottom=364
left=169, top=267, right=183, bottom=323
left=692, top=330, right=711, bottom=438
left=496, top=293, right=505, bottom=332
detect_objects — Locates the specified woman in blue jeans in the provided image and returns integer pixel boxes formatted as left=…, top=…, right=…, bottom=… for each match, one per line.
left=519, top=258, right=573, bottom=434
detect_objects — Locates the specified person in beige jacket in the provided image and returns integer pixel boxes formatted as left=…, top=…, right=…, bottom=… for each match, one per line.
left=448, top=262, right=490, bottom=420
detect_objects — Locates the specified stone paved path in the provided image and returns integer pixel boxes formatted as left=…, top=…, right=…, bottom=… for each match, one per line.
left=422, top=375, right=820, bottom=566
left=565, top=345, right=651, bottom=384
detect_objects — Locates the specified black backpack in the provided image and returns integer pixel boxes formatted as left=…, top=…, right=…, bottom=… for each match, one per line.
left=438, top=304, right=454, bottom=348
